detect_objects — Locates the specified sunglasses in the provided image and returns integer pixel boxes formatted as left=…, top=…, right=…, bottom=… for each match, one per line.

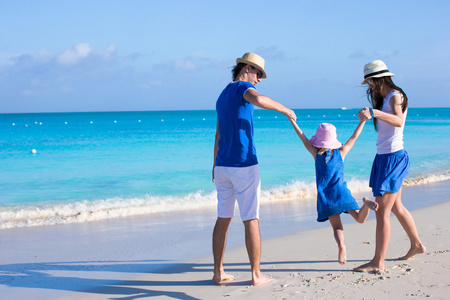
left=251, top=66, right=263, bottom=79
left=366, top=79, right=374, bottom=85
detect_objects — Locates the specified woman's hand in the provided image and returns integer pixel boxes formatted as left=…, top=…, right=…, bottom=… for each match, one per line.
left=358, top=107, right=372, bottom=121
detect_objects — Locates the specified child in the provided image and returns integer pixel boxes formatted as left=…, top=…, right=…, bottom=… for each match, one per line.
left=290, top=119, right=378, bottom=265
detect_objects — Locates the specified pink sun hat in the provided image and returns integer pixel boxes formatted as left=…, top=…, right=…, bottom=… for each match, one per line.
left=310, top=123, right=343, bottom=149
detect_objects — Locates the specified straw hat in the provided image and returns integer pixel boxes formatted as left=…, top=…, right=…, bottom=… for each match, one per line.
left=361, top=60, right=395, bottom=85
left=236, top=52, right=267, bottom=78
left=310, top=123, right=343, bottom=149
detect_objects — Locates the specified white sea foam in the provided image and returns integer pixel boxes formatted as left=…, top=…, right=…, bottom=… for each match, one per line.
left=404, top=169, right=450, bottom=186
left=0, top=191, right=218, bottom=229
left=1, top=170, right=449, bottom=229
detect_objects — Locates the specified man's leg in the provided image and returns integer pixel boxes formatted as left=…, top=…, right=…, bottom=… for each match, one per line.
left=212, top=217, right=234, bottom=283
left=244, top=218, right=273, bottom=286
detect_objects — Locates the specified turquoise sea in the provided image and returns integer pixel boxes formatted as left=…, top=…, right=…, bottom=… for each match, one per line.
left=1, top=108, right=450, bottom=229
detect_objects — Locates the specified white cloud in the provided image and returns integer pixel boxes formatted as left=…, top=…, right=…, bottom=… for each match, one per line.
left=153, top=53, right=213, bottom=73
left=55, top=43, right=117, bottom=66
left=32, top=49, right=55, bottom=63
left=174, top=58, right=196, bottom=71
left=0, top=43, right=122, bottom=100
left=57, top=43, right=93, bottom=65
left=0, top=46, right=218, bottom=112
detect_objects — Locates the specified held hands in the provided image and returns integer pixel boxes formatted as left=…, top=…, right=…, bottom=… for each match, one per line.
left=283, top=108, right=297, bottom=121
left=358, top=107, right=372, bottom=121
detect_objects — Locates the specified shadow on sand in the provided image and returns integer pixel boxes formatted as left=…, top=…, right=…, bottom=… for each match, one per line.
left=0, top=259, right=366, bottom=299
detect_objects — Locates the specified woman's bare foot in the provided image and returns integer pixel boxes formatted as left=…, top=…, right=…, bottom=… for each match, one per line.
left=212, top=272, right=235, bottom=285
left=338, top=245, right=347, bottom=265
left=252, top=273, right=273, bottom=286
left=398, top=243, right=426, bottom=260
left=363, top=197, right=379, bottom=211
left=353, top=261, right=383, bottom=273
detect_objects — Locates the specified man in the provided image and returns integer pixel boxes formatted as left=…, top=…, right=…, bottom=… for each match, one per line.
left=212, top=52, right=296, bottom=285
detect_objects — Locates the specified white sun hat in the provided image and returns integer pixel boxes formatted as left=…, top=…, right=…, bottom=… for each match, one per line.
left=361, top=60, right=395, bottom=85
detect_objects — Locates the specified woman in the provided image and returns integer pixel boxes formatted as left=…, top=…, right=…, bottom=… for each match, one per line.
left=355, top=60, right=426, bottom=273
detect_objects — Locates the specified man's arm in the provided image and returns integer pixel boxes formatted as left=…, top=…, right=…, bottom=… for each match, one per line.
left=244, top=88, right=297, bottom=121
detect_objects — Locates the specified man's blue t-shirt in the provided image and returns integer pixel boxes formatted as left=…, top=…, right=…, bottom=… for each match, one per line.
left=215, top=81, right=258, bottom=167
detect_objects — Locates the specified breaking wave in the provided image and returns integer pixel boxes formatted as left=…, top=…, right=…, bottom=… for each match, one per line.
left=1, top=170, right=449, bottom=229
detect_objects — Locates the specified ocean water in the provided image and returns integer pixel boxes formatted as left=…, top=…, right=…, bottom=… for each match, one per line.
left=1, top=108, right=450, bottom=229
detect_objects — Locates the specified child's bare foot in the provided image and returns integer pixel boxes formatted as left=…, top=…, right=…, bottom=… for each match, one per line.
left=212, top=272, right=235, bottom=285
left=338, top=245, right=347, bottom=265
left=363, top=197, right=379, bottom=211
left=252, top=273, right=273, bottom=286
left=353, top=261, right=384, bottom=273
left=398, top=243, right=426, bottom=260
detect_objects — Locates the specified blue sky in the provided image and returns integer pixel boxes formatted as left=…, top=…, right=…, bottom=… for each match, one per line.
left=1, top=0, right=449, bottom=113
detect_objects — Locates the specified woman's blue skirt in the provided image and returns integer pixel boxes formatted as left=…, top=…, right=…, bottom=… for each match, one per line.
left=369, top=149, right=410, bottom=197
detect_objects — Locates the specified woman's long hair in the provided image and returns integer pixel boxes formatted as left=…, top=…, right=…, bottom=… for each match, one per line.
left=366, top=76, right=408, bottom=131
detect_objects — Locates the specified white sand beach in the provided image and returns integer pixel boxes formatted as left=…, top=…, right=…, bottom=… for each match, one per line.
left=1, top=180, right=449, bottom=300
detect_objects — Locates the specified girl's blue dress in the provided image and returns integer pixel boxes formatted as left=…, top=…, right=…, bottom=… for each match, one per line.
left=315, top=149, right=360, bottom=222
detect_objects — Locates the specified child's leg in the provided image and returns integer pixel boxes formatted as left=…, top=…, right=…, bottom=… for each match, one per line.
left=348, top=197, right=379, bottom=223
left=329, top=214, right=346, bottom=265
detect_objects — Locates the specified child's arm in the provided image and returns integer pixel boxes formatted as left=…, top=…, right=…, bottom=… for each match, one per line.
left=289, top=119, right=317, bottom=158
left=340, top=120, right=366, bottom=160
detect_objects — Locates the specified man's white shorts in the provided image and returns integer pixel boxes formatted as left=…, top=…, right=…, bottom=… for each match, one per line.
left=214, top=164, right=261, bottom=221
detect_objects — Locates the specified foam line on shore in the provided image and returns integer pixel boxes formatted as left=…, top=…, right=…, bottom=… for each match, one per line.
left=1, top=169, right=450, bottom=229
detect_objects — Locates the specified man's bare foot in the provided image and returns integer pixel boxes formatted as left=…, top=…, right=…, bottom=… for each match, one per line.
left=338, top=245, right=347, bottom=265
left=212, top=272, right=235, bottom=285
left=398, top=243, right=426, bottom=260
left=353, top=261, right=383, bottom=273
left=252, top=273, right=273, bottom=286
left=363, top=197, right=379, bottom=211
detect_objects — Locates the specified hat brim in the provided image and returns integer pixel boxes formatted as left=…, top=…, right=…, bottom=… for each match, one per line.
left=236, top=58, right=267, bottom=78
left=361, top=72, right=395, bottom=85
left=310, top=136, right=343, bottom=149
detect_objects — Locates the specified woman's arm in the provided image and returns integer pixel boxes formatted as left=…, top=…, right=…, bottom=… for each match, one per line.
left=244, top=88, right=297, bottom=121
left=358, top=95, right=404, bottom=127
left=289, top=119, right=317, bottom=158
left=373, top=95, right=404, bottom=127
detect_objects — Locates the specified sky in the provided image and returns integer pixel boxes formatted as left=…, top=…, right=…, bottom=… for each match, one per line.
left=1, top=0, right=450, bottom=113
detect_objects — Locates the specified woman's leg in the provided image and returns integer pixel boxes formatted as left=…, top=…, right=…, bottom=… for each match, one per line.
left=329, top=214, right=346, bottom=265
left=391, top=187, right=426, bottom=259
left=354, top=191, right=398, bottom=272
